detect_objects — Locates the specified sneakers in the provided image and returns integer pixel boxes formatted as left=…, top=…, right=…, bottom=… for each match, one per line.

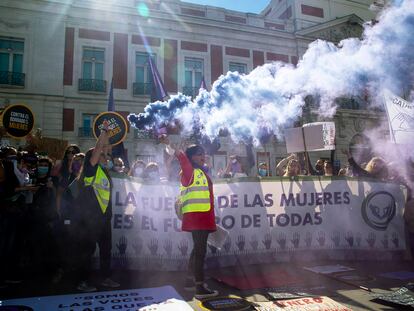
left=195, top=283, right=219, bottom=299
left=184, top=277, right=195, bottom=291
left=77, top=281, right=97, bottom=292
left=101, top=277, right=120, bottom=288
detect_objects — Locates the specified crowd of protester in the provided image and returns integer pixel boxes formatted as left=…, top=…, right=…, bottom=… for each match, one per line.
left=1, top=137, right=413, bottom=293
left=0, top=136, right=124, bottom=292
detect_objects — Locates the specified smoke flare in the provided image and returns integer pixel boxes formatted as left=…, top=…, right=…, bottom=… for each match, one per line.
left=128, top=0, right=414, bottom=145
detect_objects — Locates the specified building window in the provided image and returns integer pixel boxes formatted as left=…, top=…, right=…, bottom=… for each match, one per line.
left=79, top=47, right=106, bottom=92
left=183, top=57, right=203, bottom=97
left=79, top=113, right=97, bottom=137
left=133, top=52, right=155, bottom=96
left=0, top=38, right=25, bottom=87
left=229, top=62, right=247, bottom=74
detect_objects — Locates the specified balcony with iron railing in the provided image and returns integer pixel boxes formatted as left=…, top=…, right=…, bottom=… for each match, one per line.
left=78, top=127, right=94, bottom=137
left=133, top=82, right=152, bottom=96
left=0, top=71, right=25, bottom=87
left=78, top=79, right=107, bottom=93
left=182, top=86, right=199, bottom=98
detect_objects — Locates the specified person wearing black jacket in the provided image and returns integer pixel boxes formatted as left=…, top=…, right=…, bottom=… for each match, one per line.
left=29, top=157, right=60, bottom=279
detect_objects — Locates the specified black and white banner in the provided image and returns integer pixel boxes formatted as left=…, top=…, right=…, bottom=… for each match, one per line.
left=110, top=177, right=407, bottom=270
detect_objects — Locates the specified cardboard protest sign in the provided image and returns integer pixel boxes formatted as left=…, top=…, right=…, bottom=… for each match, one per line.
left=1, top=104, right=34, bottom=138
left=93, top=111, right=127, bottom=146
left=303, top=122, right=336, bottom=151
left=383, top=90, right=414, bottom=144
left=254, top=297, right=351, bottom=310
left=1, top=286, right=184, bottom=311
left=284, top=122, right=335, bottom=153
left=284, top=125, right=324, bottom=153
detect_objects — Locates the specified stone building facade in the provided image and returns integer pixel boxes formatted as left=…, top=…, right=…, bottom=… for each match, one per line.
left=0, top=0, right=384, bottom=175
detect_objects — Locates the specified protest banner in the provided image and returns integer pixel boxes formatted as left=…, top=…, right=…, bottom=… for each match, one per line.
left=1, top=104, right=34, bottom=138
left=285, top=122, right=335, bottom=153
left=254, top=296, right=352, bottom=310
left=383, top=90, right=414, bottom=144
left=93, top=111, right=127, bottom=146
left=109, top=176, right=407, bottom=271
left=0, top=286, right=185, bottom=311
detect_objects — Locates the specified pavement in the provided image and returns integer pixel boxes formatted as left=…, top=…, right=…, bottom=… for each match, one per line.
left=1, top=260, right=414, bottom=310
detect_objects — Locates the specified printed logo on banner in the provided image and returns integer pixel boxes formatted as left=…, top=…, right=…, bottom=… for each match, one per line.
left=362, top=191, right=396, bottom=231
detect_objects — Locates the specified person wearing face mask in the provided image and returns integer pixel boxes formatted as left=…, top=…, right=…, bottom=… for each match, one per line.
left=144, top=162, right=160, bottom=181
left=30, top=157, right=62, bottom=281
left=73, top=122, right=120, bottom=292
left=55, top=145, right=81, bottom=217
left=258, top=162, right=269, bottom=177
left=112, top=157, right=127, bottom=176
left=49, top=153, right=84, bottom=284
left=129, top=160, right=146, bottom=178
left=56, top=153, right=85, bottom=215
left=224, top=155, right=245, bottom=178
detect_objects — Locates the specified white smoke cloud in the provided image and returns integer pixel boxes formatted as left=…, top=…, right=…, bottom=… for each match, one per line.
left=130, top=0, right=414, bottom=148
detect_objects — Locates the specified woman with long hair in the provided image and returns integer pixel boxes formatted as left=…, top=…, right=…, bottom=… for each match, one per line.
left=343, top=149, right=388, bottom=180
left=54, top=144, right=81, bottom=214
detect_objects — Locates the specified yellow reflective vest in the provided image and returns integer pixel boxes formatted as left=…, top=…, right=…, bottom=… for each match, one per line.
left=84, top=165, right=111, bottom=214
left=180, top=168, right=211, bottom=214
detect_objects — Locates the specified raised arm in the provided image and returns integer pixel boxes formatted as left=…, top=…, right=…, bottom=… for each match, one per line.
left=90, top=121, right=110, bottom=167
left=160, top=135, right=193, bottom=186
left=342, top=149, right=369, bottom=178
left=276, top=154, right=296, bottom=176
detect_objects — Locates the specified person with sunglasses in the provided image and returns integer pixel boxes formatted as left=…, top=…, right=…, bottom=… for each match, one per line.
left=54, top=144, right=81, bottom=216
left=160, top=135, right=218, bottom=300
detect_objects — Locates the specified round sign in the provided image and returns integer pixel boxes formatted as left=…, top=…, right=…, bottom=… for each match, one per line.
left=361, top=191, right=396, bottom=231
left=200, top=296, right=251, bottom=311
left=93, top=111, right=127, bottom=146
left=1, top=104, right=34, bottom=138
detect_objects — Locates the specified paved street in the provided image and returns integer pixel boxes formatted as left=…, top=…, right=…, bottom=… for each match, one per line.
left=1, top=260, right=413, bottom=310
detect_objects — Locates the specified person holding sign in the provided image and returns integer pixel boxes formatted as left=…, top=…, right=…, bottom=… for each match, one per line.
left=74, top=121, right=120, bottom=292
left=160, top=135, right=219, bottom=299
left=342, top=149, right=388, bottom=181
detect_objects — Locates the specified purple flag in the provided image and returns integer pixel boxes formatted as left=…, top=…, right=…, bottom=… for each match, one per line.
left=107, top=78, right=114, bottom=111
left=148, top=55, right=168, bottom=102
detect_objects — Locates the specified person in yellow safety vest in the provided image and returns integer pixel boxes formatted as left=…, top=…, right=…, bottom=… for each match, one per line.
left=160, top=135, right=219, bottom=300
left=74, top=121, right=120, bottom=293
